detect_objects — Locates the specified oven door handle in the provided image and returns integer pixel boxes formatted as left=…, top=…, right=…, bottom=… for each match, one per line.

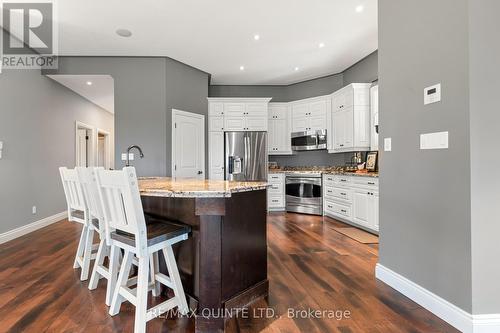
left=286, top=178, right=321, bottom=186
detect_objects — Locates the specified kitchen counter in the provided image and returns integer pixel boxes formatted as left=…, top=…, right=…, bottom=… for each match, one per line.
left=138, top=177, right=268, bottom=198
left=139, top=178, right=268, bottom=332
left=268, top=169, right=379, bottom=178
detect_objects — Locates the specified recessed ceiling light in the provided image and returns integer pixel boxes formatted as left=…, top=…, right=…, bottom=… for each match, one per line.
left=319, top=42, right=325, bottom=48
left=239, top=66, right=245, bottom=71
left=86, top=81, right=93, bottom=86
left=116, top=28, right=132, bottom=37
left=294, top=67, right=299, bottom=71
left=355, top=5, right=364, bottom=13
left=254, top=34, right=260, bottom=41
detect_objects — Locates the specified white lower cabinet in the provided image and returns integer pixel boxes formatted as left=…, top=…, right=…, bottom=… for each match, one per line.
left=323, top=174, right=379, bottom=232
left=267, top=173, right=285, bottom=211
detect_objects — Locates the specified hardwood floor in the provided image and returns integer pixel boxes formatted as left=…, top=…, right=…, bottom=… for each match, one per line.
left=0, top=213, right=459, bottom=333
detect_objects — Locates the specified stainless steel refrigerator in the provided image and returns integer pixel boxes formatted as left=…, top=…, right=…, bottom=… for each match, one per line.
left=225, top=132, right=268, bottom=181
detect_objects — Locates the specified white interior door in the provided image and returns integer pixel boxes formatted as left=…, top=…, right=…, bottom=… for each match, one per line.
left=77, top=129, right=88, bottom=167
left=172, top=109, right=205, bottom=179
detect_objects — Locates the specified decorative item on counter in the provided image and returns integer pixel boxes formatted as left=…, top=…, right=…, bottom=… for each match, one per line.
left=268, top=162, right=279, bottom=170
left=366, top=151, right=378, bottom=171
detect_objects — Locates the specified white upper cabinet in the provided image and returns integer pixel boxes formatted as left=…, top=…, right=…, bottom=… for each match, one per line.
left=207, top=98, right=271, bottom=132
left=291, top=96, right=330, bottom=132
left=370, top=85, right=379, bottom=151
left=330, top=83, right=371, bottom=153
left=268, top=103, right=292, bottom=155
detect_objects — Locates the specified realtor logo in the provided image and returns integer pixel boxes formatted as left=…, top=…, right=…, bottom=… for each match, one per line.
left=1, top=0, right=58, bottom=69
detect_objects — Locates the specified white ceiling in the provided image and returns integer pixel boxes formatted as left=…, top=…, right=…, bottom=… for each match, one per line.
left=47, top=75, right=114, bottom=113
left=56, top=0, right=377, bottom=85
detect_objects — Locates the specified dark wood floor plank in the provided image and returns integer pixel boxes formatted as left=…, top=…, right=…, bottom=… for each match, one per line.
left=0, top=213, right=459, bottom=333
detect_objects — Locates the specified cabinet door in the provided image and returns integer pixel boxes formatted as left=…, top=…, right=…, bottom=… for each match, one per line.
left=354, top=106, right=370, bottom=148
left=224, top=116, right=246, bottom=131
left=309, top=100, right=327, bottom=117
left=333, top=112, right=345, bottom=149
left=209, top=132, right=225, bottom=180
left=292, top=103, right=309, bottom=118
left=332, top=88, right=352, bottom=112
left=344, top=108, right=354, bottom=148
left=292, top=116, right=309, bottom=132
left=209, top=116, right=224, bottom=132
left=224, top=103, right=246, bottom=117
left=370, top=85, right=379, bottom=151
left=310, top=115, right=327, bottom=131
left=274, top=118, right=288, bottom=152
left=246, top=117, right=267, bottom=131
left=368, top=192, right=379, bottom=231
left=246, top=103, right=267, bottom=117
left=268, top=120, right=277, bottom=153
left=209, top=102, right=224, bottom=116
left=269, top=105, right=287, bottom=119
left=353, top=189, right=370, bottom=227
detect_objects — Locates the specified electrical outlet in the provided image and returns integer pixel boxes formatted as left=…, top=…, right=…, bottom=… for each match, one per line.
left=384, top=138, right=392, bottom=152
left=32, top=206, right=37, bottom=215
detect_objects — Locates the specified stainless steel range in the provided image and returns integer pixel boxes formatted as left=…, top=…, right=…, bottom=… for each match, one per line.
left=285, top=172, right=322, bottom=215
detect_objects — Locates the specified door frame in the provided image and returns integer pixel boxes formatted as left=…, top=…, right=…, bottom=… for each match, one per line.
left=96, top=128, right=113, bottom=169
left=75, top=121, right=95, bottom=167
left=171, top=109, right=205, bottom=178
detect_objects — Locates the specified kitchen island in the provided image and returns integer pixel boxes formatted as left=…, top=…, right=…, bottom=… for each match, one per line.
left=138, top=177, right=269, bottom=333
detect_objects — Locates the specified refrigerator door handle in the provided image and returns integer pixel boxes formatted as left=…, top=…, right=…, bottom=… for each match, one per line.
left=244, top=134, right=249, bottom=180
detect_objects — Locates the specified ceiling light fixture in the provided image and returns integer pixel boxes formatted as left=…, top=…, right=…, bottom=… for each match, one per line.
left=356, top=5, right=364, bottom=13
left=86, top=81, right=93, bottom=86
left=319, top=42, right=325, bottom=48
left=254, top=34, right=260, bottom=41
left=240, top=66, right=245, bottom=71
left=294, top=67, right=299, bottom=71
left=116, top=28, right=132, bottom=37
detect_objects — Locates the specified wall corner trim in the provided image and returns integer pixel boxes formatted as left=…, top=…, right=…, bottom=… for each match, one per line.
left=375, top=264, right=500, bottom=333
left=0, top=211, right=67, bottom=245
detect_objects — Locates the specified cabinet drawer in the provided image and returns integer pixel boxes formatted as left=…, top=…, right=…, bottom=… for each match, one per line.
left=351, top=177, right=379, bottom=188
left=324, top=200, right=351, bottom=218
left=324, top=186, right=351, bottom=202
left=246, top=103, right=268, bottom=117
left=323, top=174, right=336, bottom=186
left=268, top=183, right=283, bottom=194
left=336, top=176, right=351, bottom=185
left=224, top=117, right=245, bottom=131
left=224, top=103, right=246, bottom=117
left=268, top=195, right=284, bottom=208
left=268, top=173, right=284, bottom=184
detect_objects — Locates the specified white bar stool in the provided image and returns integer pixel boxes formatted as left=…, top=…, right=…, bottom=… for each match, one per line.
left=95, top=167, right=190, bottom=333
left=59, top=167, right=99, bottom=281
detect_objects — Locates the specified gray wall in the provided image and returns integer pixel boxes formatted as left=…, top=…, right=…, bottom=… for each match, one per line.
left=210, top=52, right=378, bottom=168
left=50, top=57, right=210, bottom=177
left=469, top=0, right=500, bottom=314
left=378, top=0, right=472, bottom=312
left=343, top=52, right=378, bottom=86
left=0, top=70, right=114, bottom=234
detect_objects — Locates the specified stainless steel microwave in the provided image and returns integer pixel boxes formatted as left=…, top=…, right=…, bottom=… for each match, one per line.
left=291, top=129, right=327, bottom=151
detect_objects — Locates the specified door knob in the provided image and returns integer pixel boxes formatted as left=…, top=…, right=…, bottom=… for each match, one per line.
left=198, top=171, right=203, bottom=175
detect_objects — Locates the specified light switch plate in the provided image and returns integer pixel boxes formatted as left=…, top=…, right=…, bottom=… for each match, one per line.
left=420, top=131, right=448, bottom=150
left=121, top=153, right=135, bottom=161
left=424, top=83, right=441, bottom=105
left=384, top=138, right=392, bottom=152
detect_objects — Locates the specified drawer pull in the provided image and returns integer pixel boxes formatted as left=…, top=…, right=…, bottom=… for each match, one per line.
left=368, top=182, right=375, bottom=185
left=341, top=209, right=347, bottom=213
left=272, top=200, right=279, bottom=203
left=340, top=179, right=347, bottom=182
left=327, top=190, right=332, bottom=193
left=328, top=205, right=333, bottom=209
left=340, top=192, right=346, bottom=196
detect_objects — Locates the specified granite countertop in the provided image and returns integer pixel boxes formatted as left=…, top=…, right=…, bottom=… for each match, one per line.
left=268, top=168, right=379, bottom=178
left=138, top=177, right=268, bottom=198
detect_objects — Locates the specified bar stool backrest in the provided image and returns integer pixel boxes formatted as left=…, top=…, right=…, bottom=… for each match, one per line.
left=77, top=167, right=106, bottom=234
left=59, top=167, right=87, bottom=224
left=95, top=167, right=148, bottom=255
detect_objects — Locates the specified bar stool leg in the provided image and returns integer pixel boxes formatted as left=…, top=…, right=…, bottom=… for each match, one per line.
left=73, top=225, right=87, bottom=269
left=80, top=226, right=94, bottom=281
left=135, top=256, right=150, bottom=333
left=106, top=245, right=120, bottom=306
left=110, top=250, right=133, bottom=316
left=150, top=252, right=160, bottom=297
left=88, top=237, right=106, bottom=290
left=163, top=246, right=189, bottom=315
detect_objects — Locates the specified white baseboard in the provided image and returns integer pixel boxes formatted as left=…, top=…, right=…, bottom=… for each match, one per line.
left=0, top=211, right=67, bottom=245
left=376, top=264, right=500, bottom=333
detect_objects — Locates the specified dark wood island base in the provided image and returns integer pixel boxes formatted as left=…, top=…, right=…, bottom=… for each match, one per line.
left=141, top=187, right=268, bottom=333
